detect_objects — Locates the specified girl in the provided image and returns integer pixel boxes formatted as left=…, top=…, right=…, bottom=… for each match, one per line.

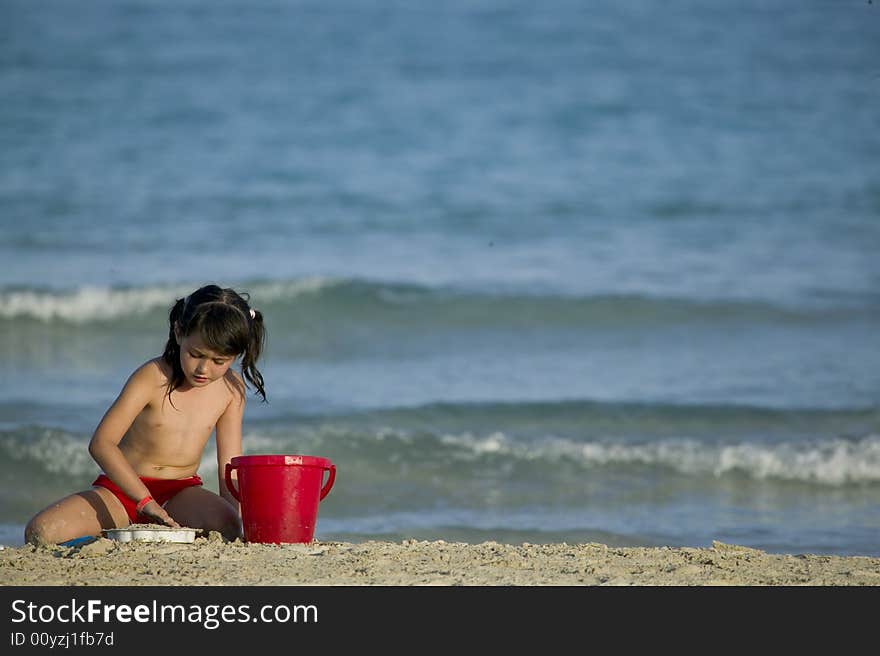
left=25, top=284, right=267, bottom=544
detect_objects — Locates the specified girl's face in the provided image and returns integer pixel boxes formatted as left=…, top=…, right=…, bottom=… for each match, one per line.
left=177, top=332, right=236, bottom=388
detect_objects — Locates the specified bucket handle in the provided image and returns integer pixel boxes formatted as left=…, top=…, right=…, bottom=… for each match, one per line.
left=224, top=461, right=335, bottom=501
left=320, top=463, right=336, bottom=500
left=224, top=462, right=241, bottom=502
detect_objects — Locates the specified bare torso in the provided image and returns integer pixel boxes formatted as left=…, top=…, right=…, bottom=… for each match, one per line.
left=118, top=358, right=237, bottom=479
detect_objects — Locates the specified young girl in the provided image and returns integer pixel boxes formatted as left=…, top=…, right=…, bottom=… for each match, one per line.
left=24, top=284, right=267, bottom=544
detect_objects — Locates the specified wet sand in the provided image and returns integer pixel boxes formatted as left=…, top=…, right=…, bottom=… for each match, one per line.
left=2, top=534, right=880, bottom=586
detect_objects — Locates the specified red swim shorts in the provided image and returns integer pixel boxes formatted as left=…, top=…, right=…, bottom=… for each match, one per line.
left=92, top=474, right=203, bottom=523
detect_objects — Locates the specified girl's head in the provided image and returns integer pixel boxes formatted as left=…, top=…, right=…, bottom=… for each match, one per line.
left=162, top=285, right=267, bottom=402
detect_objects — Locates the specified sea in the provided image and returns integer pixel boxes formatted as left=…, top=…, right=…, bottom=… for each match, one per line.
left=1, top=0, right=878, bottom=556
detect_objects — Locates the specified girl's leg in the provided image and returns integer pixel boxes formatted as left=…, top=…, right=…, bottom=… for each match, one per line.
left=163, top=487, right=241, bottom=541
left=24, top=487, right=130, bottom=545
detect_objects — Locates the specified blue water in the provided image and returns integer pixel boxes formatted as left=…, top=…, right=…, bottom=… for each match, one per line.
left=1, top=0, right=879, bottom=555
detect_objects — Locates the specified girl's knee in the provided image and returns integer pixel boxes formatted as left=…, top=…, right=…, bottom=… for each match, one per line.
left=24, top=515, right=43, bottom=545
left=25, top=512, right=59, bottom=545
left=197, top=505, right=241, bottom=542
left=214, top=502, right=242, bottom=541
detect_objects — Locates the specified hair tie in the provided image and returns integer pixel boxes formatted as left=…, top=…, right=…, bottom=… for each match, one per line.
left=249, top=308, right=256, bottom=319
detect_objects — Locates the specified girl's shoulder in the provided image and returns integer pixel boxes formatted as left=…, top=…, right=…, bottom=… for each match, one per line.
left=130, top=357, right=172, bottom=386
left=113, top=358, right=170, bottom=403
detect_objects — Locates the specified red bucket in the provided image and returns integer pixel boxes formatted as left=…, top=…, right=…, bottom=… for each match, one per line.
left=225, top=454, right=336, bottom=544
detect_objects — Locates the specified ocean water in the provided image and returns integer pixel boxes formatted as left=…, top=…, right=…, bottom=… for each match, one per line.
left=1, top=0, right=879, bottom=555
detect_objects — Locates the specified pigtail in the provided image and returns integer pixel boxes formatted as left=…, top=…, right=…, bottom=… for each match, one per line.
left=242, top=309, right=267, bottom=402
left=161, top=297, right=187, bottom=400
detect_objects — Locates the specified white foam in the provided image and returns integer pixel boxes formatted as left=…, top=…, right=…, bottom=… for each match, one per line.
left=0, top=429, right=99, bottom=478
left=0, top=278, right=343, bottom=323
left=439, top=431, right=880, bottom=485
left=0, top=285, right=192, bottom=322
left=249, top=276, right=343, bottom=301
left=712, top=438, right=880, bottom=485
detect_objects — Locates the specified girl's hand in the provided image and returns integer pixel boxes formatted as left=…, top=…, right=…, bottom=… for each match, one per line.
left=138, top=500, right=181, bottom=528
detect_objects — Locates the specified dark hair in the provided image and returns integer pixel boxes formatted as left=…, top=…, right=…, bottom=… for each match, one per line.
left=162, top=284, right=267, bottom=402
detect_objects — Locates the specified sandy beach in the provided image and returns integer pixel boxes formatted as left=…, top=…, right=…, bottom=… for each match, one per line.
left=2, top=534, right=879, bottom=586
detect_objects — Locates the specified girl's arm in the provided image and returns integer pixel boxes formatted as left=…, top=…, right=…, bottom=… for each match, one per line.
left=88, top=362, right=180, bottom=527
left=215, top=376, right=246, bottom=513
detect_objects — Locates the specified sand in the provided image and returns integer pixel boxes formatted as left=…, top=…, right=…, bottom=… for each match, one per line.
left=2, top=534, right=880, bottom=586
